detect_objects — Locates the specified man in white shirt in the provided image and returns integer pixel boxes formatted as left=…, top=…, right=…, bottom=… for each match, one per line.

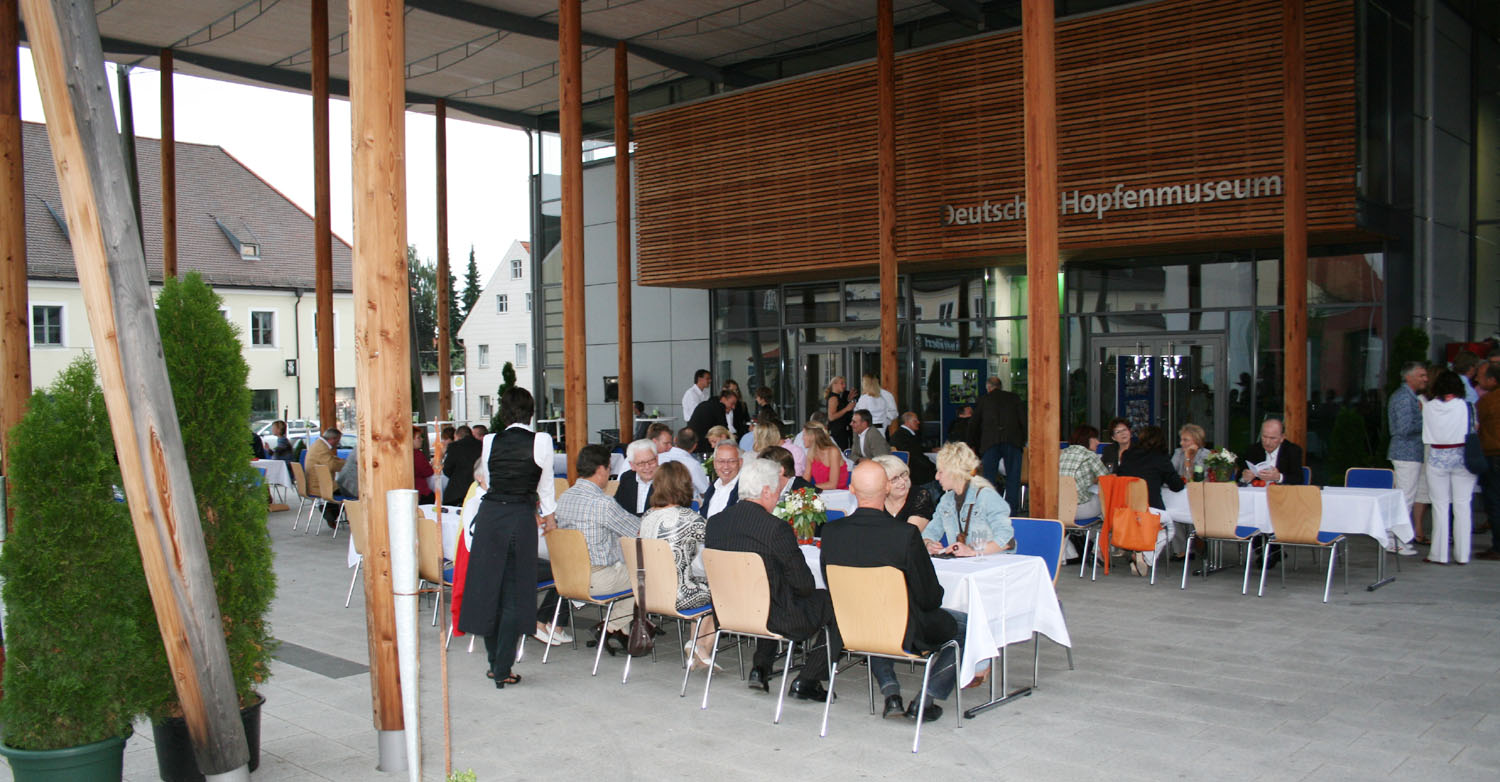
left=701, top=443, right=743, bottom=518
left=614, top=439, right=658, bottom=516
left=849, top=409, right=891, bottom=462
left=654, top=425, right=710, bottom=496
left=680, top=369, right=712, bottom=422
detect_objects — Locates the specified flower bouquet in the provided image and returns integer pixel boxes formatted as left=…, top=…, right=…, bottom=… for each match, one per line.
left=702, top=454, right=716, bottom=478
left=772, top=486, right=826, bottom=544
left=1202, top=447, right=1238, bottom=482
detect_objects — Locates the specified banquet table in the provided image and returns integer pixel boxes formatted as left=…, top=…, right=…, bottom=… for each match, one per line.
left=800, top=546, right=1070, bottom=693
left=251, top=458, right=293, bottom=510
left=346, top=504, right=462, bottom=569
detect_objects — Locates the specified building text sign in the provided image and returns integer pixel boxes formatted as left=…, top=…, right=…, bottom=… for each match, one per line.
left=941, top=174, right=1284, bottom=226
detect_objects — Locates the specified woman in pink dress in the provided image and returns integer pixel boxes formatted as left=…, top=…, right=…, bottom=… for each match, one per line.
left=801, top=421, right=848, bottom=490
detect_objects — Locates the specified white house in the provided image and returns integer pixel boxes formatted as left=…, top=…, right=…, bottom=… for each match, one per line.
left=457, top=239, right=534, bottom=425
left=22, top=121, right=358, bottom=427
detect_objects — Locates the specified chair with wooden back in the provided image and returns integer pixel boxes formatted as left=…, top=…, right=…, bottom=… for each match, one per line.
left=416, top=511, right=451, bottom=626
left=289, top=461, right=314, bottom=532
left=700, top=548, right=819, bottom=724
left=553, top=476, right=572, bottom=498
left=308, top=463, right=348, bottom=537
left=1181, top=482, right=1260, bottom=593
left=1057, top=475, right=1103, bottom=579
left=539, top=528, right=633, bottom=675
left=604, top=479, right=619, bottom=497
left=343, top=501, right=367, bottom=608
left=1261, top=484, right=1346, bottom=602
left=821, top=565, right=960, bottom=753
left=619, top=537, right=715, bottom=693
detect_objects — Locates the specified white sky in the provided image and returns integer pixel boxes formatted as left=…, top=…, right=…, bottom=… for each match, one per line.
left=17, top=47, right=533, bottom=290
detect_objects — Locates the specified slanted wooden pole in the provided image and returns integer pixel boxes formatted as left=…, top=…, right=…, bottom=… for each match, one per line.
left=348, top=0, right=411, bottom=759
left=1281, top=0, right=1307, bottom=447
left=313, top=0, right=335, bottom=430
left=1022, top=0, right=1060, bottom=520
left=1, top=0, right=29, bottom=532
left=435, top=99, right=451, bottom=428
left=876, top=0, right=898, bottom=407
left=159, top=48, right=175, bottom=278
left=560, top=0, right=587, bottom=472
left=20, top=0, right=248, bottom=775
left=614, top=42, right=633, bottom=444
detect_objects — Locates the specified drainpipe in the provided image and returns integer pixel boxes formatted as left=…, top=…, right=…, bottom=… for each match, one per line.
left=293, top=288, right=304, bottom=419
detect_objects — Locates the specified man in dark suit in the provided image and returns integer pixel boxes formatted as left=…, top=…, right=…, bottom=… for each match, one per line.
left=821, top=462, right=963, bottom=722
left=889, top=412, right=936, bottom=487
left=441, top=425, right=484, bottom=506
left=849, top=410, right=891, bottom=462
left=705, top=458, right=837, bottom=700
left=632, top=401, right=650, bottom=440
left=687, top=389, right=738, bottom=455
left=614, top=440, right=658, bottom=516
left=1239, top=417, right=1306, bottom=486
left=969, top=377, right=1027, bottom=506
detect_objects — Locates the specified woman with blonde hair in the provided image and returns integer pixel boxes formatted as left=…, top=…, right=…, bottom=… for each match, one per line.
left=855, top=374, right=898, bottom=429
left=922, top=442, right=1012, bottom=556
left=704, top=425, right=732, bottom=452
left=824, top=376, right=856, bottom=449
left=638, top=461, right=717, bottom=668
left=1171, top=423, right=1209, bottom=481
left=801, top=420, right=849, bottom=490
left=873, top=454, right=934, bottom=532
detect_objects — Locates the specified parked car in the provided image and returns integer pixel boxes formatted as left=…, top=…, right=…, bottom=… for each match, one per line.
left=254, top=418, right=319, bottom=454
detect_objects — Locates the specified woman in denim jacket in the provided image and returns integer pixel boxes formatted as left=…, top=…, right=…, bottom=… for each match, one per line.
left=921, top=442, right=1013, bottom=557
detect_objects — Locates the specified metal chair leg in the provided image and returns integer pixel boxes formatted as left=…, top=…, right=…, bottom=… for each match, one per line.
left=679, top=616, right=705, bottom=697
left=819, top=652, right=841, bottom=738
left=912, top=653, right=936, bottom=753
left=542, top=599, right=564, bottom=665
left=1257, top=542, right=1272, bottom=596
left=772, top=639, right=797, bottom=725
left=345, top=558, right=362, bottom=607
left=592, top=601, right=614, bottom=676
left=1323, top=542, right=1337, bottom=603
left=1181, top=533, right=1193, bottom=590
left=701, top=630, right=724, bottom=710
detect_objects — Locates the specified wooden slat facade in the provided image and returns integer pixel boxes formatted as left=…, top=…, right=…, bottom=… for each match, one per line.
left=634, top=0, right=1357, bottom=288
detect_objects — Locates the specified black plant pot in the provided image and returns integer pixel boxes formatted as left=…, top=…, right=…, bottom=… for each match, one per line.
left=150, top=695, right=263, bottom=781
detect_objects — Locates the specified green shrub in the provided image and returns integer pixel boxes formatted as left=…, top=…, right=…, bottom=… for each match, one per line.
left=150, top=272, right=277, bottom=714
left=490, top=361, right=517, bottom=431
left=0, top=358, right=155, bottom=749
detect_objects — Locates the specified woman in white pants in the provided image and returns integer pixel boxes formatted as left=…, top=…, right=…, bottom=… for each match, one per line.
left=1422, top=370, right=1478, bottom=564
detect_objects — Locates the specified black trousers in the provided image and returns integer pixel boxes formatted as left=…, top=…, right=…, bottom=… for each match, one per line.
left=481, top=542, right=527, bottom=680
left=752, top=592, right=842, bottom=683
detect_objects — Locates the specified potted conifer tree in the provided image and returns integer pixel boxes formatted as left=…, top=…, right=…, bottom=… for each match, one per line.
left=146, top=273, right=277, bottom=781
left=0, top=358, right=155, bottom=780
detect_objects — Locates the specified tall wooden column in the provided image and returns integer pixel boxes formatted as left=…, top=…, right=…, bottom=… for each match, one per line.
left=614, top=43, right=633, bottom=444
left=1281, top=0, right=1307, bottom=446
left=313, top=0, right=335, bottom=429
left=1022, top=0, right=1060, bottom=520
left=348, top=0, right=410, bottom=750
left=1, top=0, right=29, bottom=527
left=559, top=0, right=587, bottom=473
left=435, top=99, right=451, bottom=426
left=159, top=48, right=175, bottom=278
left=876, top=0, right=898, bottom=406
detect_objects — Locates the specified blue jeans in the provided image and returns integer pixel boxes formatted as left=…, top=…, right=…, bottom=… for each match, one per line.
left=982, top=443, right=1025, bottom=508
left=1482, top=454, right=1500, bottom=552
left=871, top=609, right=966, bottom=703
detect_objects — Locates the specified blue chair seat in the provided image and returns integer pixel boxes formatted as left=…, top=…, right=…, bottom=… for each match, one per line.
left=1234, top=525, right=1261, bottom=538
left=677, top=603, right=713, bottom=617
left=536, top=579, right=556, bottom=589
left=824, top=510, right=845, bottom=522
left=1315, top=531, right=1343, bottom=544
left=1074, top=516, right=1102, bottom=527
left=591, top=588, right=634, bottom=602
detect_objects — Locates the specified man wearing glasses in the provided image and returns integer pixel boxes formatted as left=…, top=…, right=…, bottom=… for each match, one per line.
left=614, top=439, right=659, bottom=516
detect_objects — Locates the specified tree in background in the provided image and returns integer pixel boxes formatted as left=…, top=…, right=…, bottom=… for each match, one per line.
left=462, top=245, right=481, bottom=317
left=490, top=361, right=518, bottom=432
left=409, top=245, right=438, bottom=370
left=1386, top=327, right=1430, bottom=394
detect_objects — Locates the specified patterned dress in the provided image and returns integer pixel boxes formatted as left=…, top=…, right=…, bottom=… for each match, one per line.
left=639, top=506, right=711, bottom=611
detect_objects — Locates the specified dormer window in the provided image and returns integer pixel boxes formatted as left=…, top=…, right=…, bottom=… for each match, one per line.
left=212, top=215, right=262, bottom=261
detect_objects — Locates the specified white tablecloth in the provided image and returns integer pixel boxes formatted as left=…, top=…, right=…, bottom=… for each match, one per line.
left=802, top=546, right=1070, bottom=687
left=346, top=503, right=462, bottom=568
left=251, top=459, right=293, bottom=492
left=818, top=490, right=857, bottom=515
left=1161, top=485, right=1413, bottom=544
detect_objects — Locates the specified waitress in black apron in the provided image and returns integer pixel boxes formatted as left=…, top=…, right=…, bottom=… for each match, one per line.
left=457, top=386, right=556, bottom=688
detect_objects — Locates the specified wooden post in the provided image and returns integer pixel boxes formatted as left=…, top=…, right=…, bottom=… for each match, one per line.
left=1281, top=0, right=1307, bottom=447
left=614, top=43, right=633, bottom=444
left=159, top=48, right=175, bottom=278
left=560, top=0, right=587, bottom=473
left=348, top=0, right=411, bottom=752
left=20, top=0, right=248, bottom=775
left=435, top=99, right=451, bottom=427
left=313, top=0, right=335, bottom=430
left=877, top=0, right=898, bottom=407
left=1, top=0, right=29, bottom=532
left=1022, top=0, right=1060, bottom=520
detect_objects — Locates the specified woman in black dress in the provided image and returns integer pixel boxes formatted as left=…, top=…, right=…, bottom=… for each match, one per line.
left=824, top=376, right=856, bottom=450
left=875, top=454, right=934, bottom=533
left=456, top=387, right=554, bottom=688
left=1100, top=417, right=1133, bottom=471
left=1114, top=425, right=1185, bottom=576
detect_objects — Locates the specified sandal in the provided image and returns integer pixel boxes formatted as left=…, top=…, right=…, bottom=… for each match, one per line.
left=493, top=672, right=522, bottom=688
left=1415, top=536, right=1430, bottom=545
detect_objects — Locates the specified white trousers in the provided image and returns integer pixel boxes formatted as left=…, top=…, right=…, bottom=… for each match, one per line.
left=1392, top=459, right=1429, bottom=508
left=1426, top=463, right=1477, bottom=564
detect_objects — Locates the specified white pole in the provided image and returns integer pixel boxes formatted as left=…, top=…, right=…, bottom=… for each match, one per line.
left=386, top=488, right=421, bottom=782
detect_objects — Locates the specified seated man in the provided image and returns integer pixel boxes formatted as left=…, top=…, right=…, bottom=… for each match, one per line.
left=849, top=409, right=892, bottom=462
left=442, top=424, right=484, bottom=506
left=555, top=444, right=640, bottom=645
left=614, top=438, right=658, bottom=516
left=889, top=412, right=937, bottom=487
left=1239, top=417, right=1306, bottom=485
left=760, top=445, right=816, bottom=498
left=701, top=442, right=743, bottom=518
left=820, top=461, right=964, bottom=722
left=705, top=458, right=839, bottom=701
left=660, top=427, right=710, bottom=496
left=308, top=427, right=347, bottom=526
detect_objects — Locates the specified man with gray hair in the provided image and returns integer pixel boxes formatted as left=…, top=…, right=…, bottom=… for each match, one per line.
left=613, top=438, right=658, bottom=516
left=307, top=427, right=347, bottom=528
left=700, top=443, right=743, bottom=518
left=705, top=458, right=839, bottom=700
left=1387, top=361, right=1427, bottom=554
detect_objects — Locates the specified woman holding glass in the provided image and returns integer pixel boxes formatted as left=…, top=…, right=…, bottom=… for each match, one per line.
left=922, top=442, right=1013, bottom=556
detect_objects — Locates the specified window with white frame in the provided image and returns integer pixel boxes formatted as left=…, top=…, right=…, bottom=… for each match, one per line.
left=515, top=342, right=528, bottom=368
left=510, top=258, right=523, bottom=279
left=496, top=294, right=508, bottom=314
left=477, top=344, right=490, bottom=368
left=249, top=310, right=276, bottom=347
left=478, top=395, right=492, bottom=418
left=30, top=305, right=63, bottom=346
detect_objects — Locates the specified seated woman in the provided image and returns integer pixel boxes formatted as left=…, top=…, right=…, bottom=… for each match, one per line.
left=1114, top=425, right=1186, bottom=576
left=637, top=461, right=716, bottom=669
left=873, top=454, right=933, bottom=533
left=801, top=421, right=849, bottom=490
left=1168, top=423, right=1209, bottom=559
left=413, top=426, right=436, bottom=504
left=753, top=419, right=806, bottom=478
left=1060, top=424, right=1107, bottom=522
left=922, top=442, right=1013, bottom=556
left=1101, top=417, right=1133, bottom=472
left=704, top=425, right=733, bottom=453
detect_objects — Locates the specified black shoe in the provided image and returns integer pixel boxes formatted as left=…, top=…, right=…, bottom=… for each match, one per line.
left=789, top=679, right=830, bottom=701
left=881, top=694, right=905, bottom=718
left=905, top=699, right=943, bottom=722
left=747, top=666, right=770, bottom=692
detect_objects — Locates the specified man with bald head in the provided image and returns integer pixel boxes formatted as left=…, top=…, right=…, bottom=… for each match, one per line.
left=819, top=461, right=964, bottom=723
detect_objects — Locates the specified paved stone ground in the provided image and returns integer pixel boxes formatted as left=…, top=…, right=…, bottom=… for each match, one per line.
left=4, top=506, right=1498, bottom=781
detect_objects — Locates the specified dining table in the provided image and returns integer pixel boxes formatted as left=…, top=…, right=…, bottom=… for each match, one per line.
left=251, top=458, right=293, bottom=511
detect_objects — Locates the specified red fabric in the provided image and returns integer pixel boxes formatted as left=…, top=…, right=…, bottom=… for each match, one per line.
left=413, top=450, right=435, bottom=503
left=449, top=522, right=470, bottom=637
left=1095, top=475, right=1142, bottom=574
left=809, top=459, right=849, bottom=489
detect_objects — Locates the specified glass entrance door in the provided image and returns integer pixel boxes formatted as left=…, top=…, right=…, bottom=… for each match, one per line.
left=1092, top=336, right=1226, bottom=448
left=797, top=345, right=885, bottom=426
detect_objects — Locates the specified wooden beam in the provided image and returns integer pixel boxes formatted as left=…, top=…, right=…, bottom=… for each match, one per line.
left=1022, top=0, right=1060, bottom=520
left=313, top=0, right=334, bottom=429
left=1, top=0, right=29, bottom=534
left=560, top=0, right=586, bottom=473
left=614, top=42, right=633, bottom=445
left=436, top=98, right=451, bottom=425
left=19, top=0, right=247, bottom=774
left=348, top=0, right=410, bottom=738
left=877, top=0, right=898, bottom=407
left=1281, top=0, right=1307, bottom=447
left=159, top=48, right=175, bottom=278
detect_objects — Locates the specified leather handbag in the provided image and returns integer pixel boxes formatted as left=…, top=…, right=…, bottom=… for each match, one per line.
left=627, top=538, right=655, bottom=658
left=1110, top=507, right=1160, bottom=552
left=1464, top=403, right=1487, bottom=476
